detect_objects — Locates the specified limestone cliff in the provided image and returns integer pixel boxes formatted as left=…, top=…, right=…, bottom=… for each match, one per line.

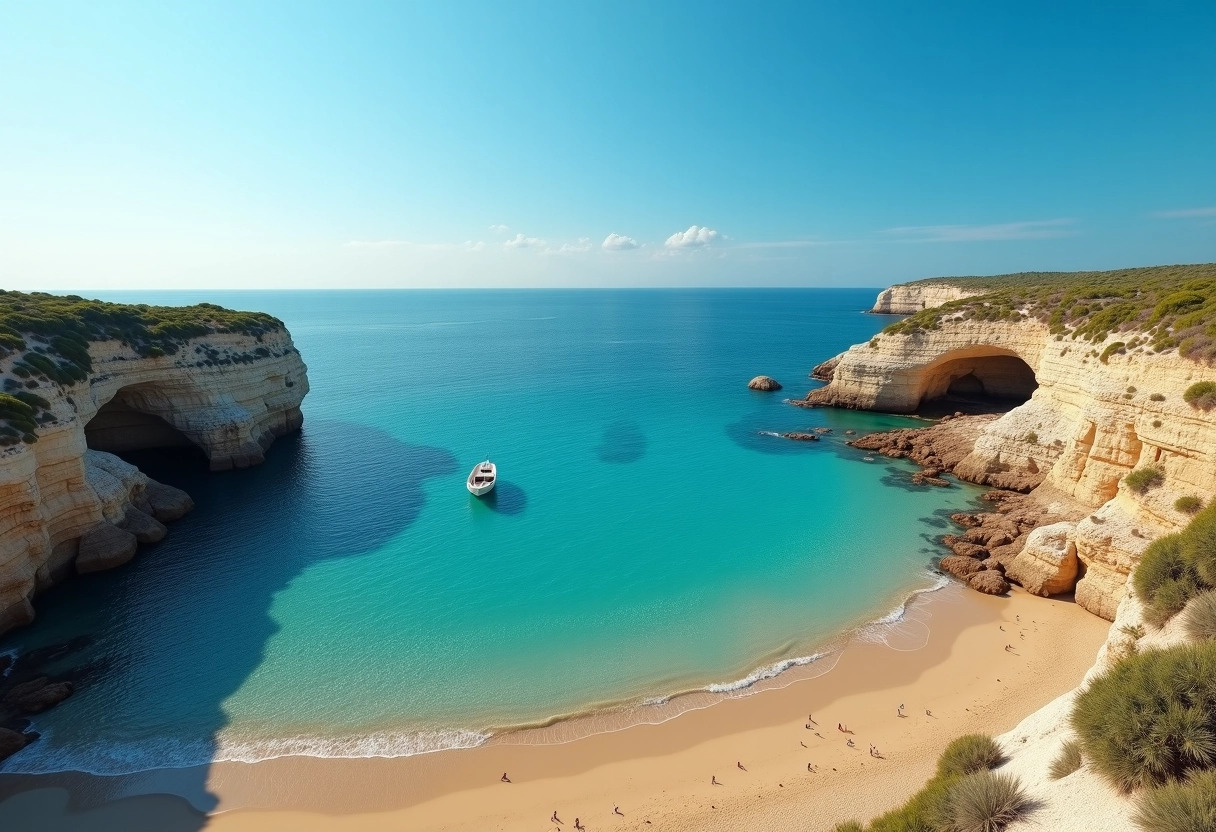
left=806, top=283, right=1216, bottom=621
left=869, top=282, right=983, bottom=314
left=0, top=325, right=308, bottom=635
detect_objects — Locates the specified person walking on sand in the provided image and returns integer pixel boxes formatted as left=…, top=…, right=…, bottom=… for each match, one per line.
left=574, top=818, right=584, bottom=831
left=712, top=775, right=721, bottom=785
left=614, top=805, right=624, bottom=816
left=737, top=761, right=747, bottom=771
left=552, top=811, right=561, bottom=824
left=501, top=772, right=511, bottom=783
left=808, top=713, right=817, bottom=724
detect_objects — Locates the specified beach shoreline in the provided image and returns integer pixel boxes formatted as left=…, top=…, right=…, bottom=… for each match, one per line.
left=0, top=582, right=1110, bottom=831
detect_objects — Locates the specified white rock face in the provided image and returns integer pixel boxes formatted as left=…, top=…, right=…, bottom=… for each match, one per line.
left=0, top=330, right=307, bottom=634
left=870, top=282, right=984, bottom=314
left=808, top=287, right=1216, bottom=620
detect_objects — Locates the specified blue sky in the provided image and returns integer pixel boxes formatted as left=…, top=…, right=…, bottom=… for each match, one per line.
left=1, top=1, right=1214, bottom=289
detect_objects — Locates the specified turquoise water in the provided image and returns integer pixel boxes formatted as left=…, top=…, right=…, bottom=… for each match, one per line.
left=0, top=290, right=985, bottom=774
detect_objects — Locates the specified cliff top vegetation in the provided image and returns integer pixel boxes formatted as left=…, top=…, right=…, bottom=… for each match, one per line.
left=882, top=263, right=1216, bottom=363
left=0, top=291, right=285, bottom=446
left=0, top=291, right=284, bottom=376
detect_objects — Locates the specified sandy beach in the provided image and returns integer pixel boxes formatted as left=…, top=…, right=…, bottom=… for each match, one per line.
left=0, top=583, right=1109, bottom=831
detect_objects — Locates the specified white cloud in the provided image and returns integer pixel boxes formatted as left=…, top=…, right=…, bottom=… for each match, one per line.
left=489, top=224, right=510, bottom=234
left=602, top=233, right=640, bottom=251
left=1152, top=207, right=1216, bottom=219
left=881, top=218, right=1076, bottom=243
left=463, top=240, right=486, bottom=251
left=504, top=233, right=544, bottom=249
left=664, top=225, right=720, bottom=249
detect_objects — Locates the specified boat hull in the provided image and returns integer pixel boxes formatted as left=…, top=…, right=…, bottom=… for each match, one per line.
left=467, top=480, right=495, bottom=496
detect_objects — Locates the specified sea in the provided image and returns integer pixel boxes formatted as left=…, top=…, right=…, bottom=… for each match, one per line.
left=0, top=289, right=988, bottom=775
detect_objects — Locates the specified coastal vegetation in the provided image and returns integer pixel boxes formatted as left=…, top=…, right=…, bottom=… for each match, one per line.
left=1131, top=769, right=1216, bottom=832
left=881, top=264, right=1216, bottom=364
left=1124, top=466, right=1165, bottom=494
left=1072, top=643, right=1216, bottom=790
left=1049, top=740, right=1084, bottom=780
left=1184, top=381, right=1216, bottom=410
left=0, top=291, right=286, bottom=443
left=835, top=734, right=1020, bottom=831
left=1182, top=592, right=1216, bottom=642
left=1176, top=496, right=1204, bottom=514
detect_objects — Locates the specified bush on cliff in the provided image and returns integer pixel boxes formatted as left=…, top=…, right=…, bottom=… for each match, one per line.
left=839, top=734, right=1007, bottom=831
left=1182, top=592, right=1216, bottom=642
left=1177, top=496, right=1204, bottom=514
left=1184, top=381, right=1216, bottom=411
left=1072, top=642, right=1216, bottom=791
left=1132, top=768, right=1216, bottom=832
left=938, top=771, right=1030, bottom=832
left=1124, top=466, right=1165, bottom=494
left=1049, top=739, right=1083, bottom=780
left=1134, top=534, right=1203, bottom=626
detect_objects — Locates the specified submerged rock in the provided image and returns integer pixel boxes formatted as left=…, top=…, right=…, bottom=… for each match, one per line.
left=781, top=432, right=819, bottom=442
left=3, top=676, right=73, bottom=714
left=0, top=727, right=29, bottom=761
left=76, top=523, right=138, bottom=574
left=748, top=375, right=782, bottom=391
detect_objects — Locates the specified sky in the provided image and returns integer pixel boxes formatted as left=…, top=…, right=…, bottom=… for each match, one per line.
left=1, top=1, right=1214, bottom=290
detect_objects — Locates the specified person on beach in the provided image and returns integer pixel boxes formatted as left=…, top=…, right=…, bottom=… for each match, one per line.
left=897, top=703, right=905, bottom=717
left=815, top=731, right=825, bottom=738
left=737, top=761, right=746, bottom=771
left=926, top=709, right=934, bottom=717
left=614, top=805, right=624, bottom=816
left=501, top=772, right=511, bottom=783
left=711, top=775, right=721, bottom=785
left=574, top=818, right=584, bottom=831
left=1005, top=644, right=1014, bottom=652
left=846, top=738, right=855, bottom=748
left=552, top=811, right=561, bottom=824
left=800, top=741, right=808, bottom=748
left=807, top=763, right=815, bottom=772
left=805, top=723, right=813, bottom=729
left=808, top=713, right=817, bottom=724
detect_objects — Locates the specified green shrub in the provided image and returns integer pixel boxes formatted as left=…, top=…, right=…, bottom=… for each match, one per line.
left=1049, top=739, right=1083, bottom=780
left=1134, top=534, right=1203, bottom=627
left=1184, top=381, right=1216, bottom=411
left=1182, top=592, right=1216, bottom=642
left=1177, top=496, right=1204, bottom=514
left=939, top=771, right=1031, bottom=832
left=1151, top=392, right=1167, bottom=401
left=869, top=772, right=957, bottom=832
left=1183, top=506, right=1216, bottom=587
left=938, top=734, right=1006, bottom=778
left=1132, top=768, right=1216, bottom=832
left=832, top=824, right=865, bottom=832
left=1023, top=431, right=1038, bottom=445
left=1072, top=643, right=1216, bottom=791
left=1154, top=419, right=1164, bottom=428
left=1100, top=341, right=1127, bottom=363
left=1125, top=467, right=1165, bottom=494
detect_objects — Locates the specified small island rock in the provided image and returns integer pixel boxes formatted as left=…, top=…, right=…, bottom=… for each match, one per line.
left=748, top=375, right=782, bottom=391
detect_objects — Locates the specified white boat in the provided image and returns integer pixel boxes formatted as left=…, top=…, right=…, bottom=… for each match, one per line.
left=466, top=460, right=497, bottom=496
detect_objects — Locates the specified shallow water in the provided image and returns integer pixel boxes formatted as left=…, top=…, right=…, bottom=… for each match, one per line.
left=0, top=289, right=986, bottom=774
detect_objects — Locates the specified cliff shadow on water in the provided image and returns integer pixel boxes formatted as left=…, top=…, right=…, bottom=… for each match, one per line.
left=0, top=420, right=458, bottom=829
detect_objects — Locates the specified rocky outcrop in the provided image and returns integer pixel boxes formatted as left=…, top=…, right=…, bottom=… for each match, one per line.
left=748, top=375, right=782, bottom=391
left=810, top=355, right=841, bottom=382
left=1006, top=523, right=1079, bottom=596
left=0, top=327, right=307, bottom=636
left=847, top=414, right=998, bottom=480
left=870, top=283, right=983, bottom=314
left=810, top=282, right=1216, bottom=619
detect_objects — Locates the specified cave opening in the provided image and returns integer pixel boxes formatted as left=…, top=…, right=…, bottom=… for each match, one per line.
left=917, top=351, right=1038, bottom=414
left=84, top=384, right=207, bottom=467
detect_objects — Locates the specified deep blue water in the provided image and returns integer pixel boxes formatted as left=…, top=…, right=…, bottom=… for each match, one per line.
left=0, top=290, right=985, bottom=774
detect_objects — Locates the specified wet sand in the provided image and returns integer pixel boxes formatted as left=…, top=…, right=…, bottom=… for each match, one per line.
left=0, top=584, right=1110, bottom=831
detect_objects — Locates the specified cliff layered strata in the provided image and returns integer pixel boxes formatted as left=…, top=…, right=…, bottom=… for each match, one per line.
left=0, top=328, right=308, bottom=635
left=809, top=285, right=1216, bottom=620
left=869, top=283, right=983, bottom=314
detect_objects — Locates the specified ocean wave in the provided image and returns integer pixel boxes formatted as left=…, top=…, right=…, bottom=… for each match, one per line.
left=0, top=727, right=490, bottom=776
left=705, top=652, right=827, bottom=693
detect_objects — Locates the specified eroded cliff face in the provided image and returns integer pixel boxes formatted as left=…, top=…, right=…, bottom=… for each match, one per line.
left=870, top=283, right=983, bottom=314
left=808, top=291, right=1216, bottom=621
left=0, top=330, right=308, bottom=634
